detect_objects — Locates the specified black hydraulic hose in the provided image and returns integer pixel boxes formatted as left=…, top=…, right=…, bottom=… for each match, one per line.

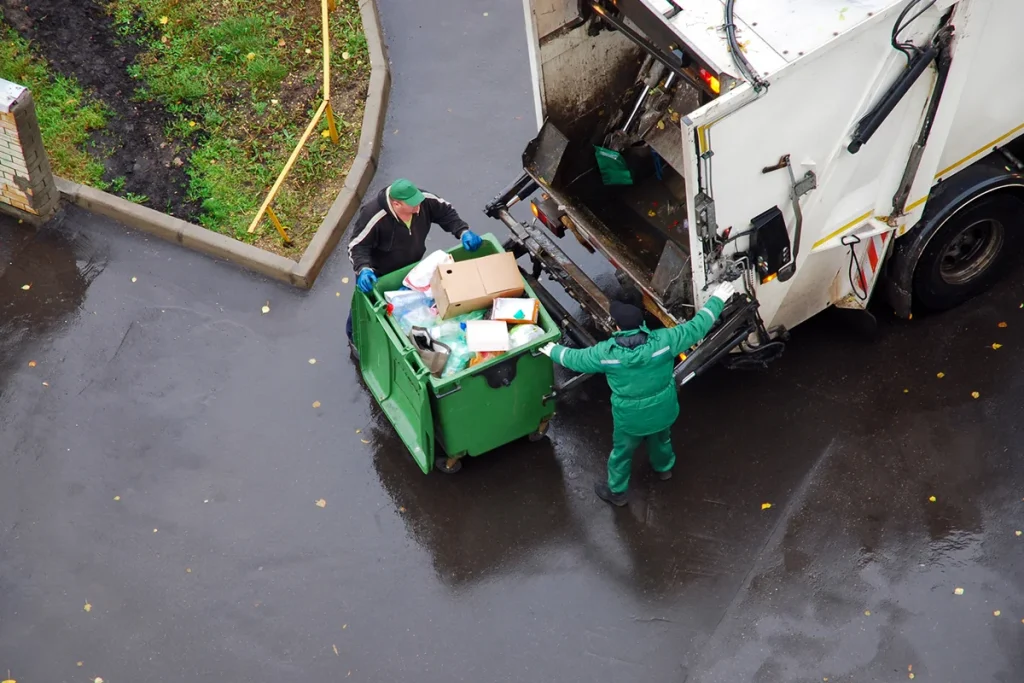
left=724, top=0, right=768, bottom=92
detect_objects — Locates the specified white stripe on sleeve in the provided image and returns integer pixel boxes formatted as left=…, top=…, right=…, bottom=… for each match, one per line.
left=421, top=192, right=451, bottom=206
left=348, top=209, right=388, bottom=265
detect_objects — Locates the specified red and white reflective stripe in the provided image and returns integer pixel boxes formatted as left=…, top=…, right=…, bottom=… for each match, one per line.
left=859, top=231, right=892, bottom=291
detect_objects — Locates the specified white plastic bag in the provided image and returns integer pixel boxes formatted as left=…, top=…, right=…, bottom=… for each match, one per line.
left=403, top=250, right=454, bottom=294
left=509, top=324, right=546, bottom=349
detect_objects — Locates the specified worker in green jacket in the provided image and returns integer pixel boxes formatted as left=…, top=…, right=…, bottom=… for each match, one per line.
left=540, top=282, right=735, bottom=506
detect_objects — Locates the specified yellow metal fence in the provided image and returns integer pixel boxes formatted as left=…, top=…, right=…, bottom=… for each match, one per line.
left=246, top=0, right=340, bottom=244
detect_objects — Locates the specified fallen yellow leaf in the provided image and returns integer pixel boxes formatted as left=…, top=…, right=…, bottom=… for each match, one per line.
left=971, top=391, right=980, bottom=399
left=42, top=382, right=49, bottom=387
left=246, top=52, right=256, bottom=60
left=954, top=587, right=964, bottom=595
left=647, top=210, right=657, bottom=217
left=336, top=292, right=341, bottom=297
left=113, top=496, right=120, bottom=501
left=761, top=502, right=772, bottom=510
left=21, top=284, right=30, bottom=291
left=95, top=678, right=104, bottom=683
left=261, top=303, right=270, bottom=315
left=312, top=401, right=321, bottom=408
left=928, top=495, right=936, bottom=502
left=186, top=567, right=192, bottom=573
left=1015, top=530, right=1022, bottom=536
left=84, top=602, right=92, bottom=612
left=28, top=361, right=36, bottom=367
left=333, top=644, right=339, bottom=656
left=153, top=528, right=158, bottom=533
left=315, top=498, right=327, bottom=508
left=994, top=610, right=1001, bottom=616
left=909, top=674, right=915, bottom=680
left=77, top=661, right=83, bottom=666
left=278, top=39, right=286, bottom=46
left=131, top=276, right=137, bottom=283
left=355, top=428, right=361, bottom=433
left=342, top=51, right=350, bottom=60
left=398, top=506, right=406, bottom=513
left=992, top=343, right=1003, bottom=350
left=305, top=48, right=312, bottom=54
left=342, top=277, right=350, bottom=284
left=936, top=372, right=944, bottom=378
left=360, top=439, right=370, bottom=444
left=998, top=321, right=1008, bottom=328
left=321, top=129, right=331, bottom=138
left=342, top=624, right=347, bottom=629
left=656, top=120, right=665, bottom=130
left=864, top=610, right=871, bottom=616
left=2, top=678, right=14, bottom=683
left=159, top=15, right=169, bottom=24
left=309, top=358, right=317, bottom=365
left=903, top=389, right=909, bottom=394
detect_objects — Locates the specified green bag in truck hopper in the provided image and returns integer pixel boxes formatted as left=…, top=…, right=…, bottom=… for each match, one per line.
left=594, top=145, right=634, bottom=186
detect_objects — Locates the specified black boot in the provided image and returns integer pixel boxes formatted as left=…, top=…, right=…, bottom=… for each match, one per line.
left=594, top=481, right=628, bottom=507
left=654, top=468, right=672, bottom=481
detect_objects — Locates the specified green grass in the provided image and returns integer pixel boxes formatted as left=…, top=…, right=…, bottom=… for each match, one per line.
left=0, top=23, right=109, bottom=185
left=109, top=0, right=371, bottom=247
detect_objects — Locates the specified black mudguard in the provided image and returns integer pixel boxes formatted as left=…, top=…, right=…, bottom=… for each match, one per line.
left=884, top=155, right=1024, bottom=318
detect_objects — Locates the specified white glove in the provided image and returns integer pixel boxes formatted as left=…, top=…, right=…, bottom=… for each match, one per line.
left=712, top=282, right=736, bottom=302
left=539, top=342, right=555, bottom=357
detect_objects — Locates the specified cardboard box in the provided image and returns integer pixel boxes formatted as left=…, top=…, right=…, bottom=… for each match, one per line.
left=491, top=298, right=539, bottom=324
left=430, top=252, right=525, bottom=319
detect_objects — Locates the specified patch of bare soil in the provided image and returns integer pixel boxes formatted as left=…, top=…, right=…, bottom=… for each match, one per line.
left=0, top=0, right=202, bottom=219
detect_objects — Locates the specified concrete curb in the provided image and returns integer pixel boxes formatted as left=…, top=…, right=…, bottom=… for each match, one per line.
left=56, top=0, right=390, bottom=290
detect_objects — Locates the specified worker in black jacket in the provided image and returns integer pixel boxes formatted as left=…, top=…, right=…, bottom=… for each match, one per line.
left=346, top=178, right=482, bottom=341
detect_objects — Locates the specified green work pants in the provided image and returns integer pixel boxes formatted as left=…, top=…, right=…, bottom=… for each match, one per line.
left=607, top=425, right=675, bottom=493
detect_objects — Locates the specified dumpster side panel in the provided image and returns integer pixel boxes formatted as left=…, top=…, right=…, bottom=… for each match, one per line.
left=353, top=289, right=435, bottom=473
left=432, top=352, right=555, bottom=457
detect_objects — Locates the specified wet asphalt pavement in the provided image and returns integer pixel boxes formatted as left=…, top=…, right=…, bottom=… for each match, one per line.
left=2, top=1, right=1024, bottom=681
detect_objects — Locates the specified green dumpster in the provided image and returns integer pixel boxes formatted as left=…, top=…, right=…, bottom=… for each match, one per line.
left=351, top=234, right=560, bottom=473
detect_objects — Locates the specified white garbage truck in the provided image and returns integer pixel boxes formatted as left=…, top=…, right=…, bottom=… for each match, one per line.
left=485, top=0, right=1024, bottom=386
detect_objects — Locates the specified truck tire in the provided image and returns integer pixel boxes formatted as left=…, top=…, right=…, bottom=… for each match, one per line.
left=911, top=193, right=1024, bottom=311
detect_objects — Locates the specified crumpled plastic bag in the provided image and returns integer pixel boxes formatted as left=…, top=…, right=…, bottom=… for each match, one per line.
left=403, top=249, right=454, bottom=295
left=509, top=324, right=546, bottom=349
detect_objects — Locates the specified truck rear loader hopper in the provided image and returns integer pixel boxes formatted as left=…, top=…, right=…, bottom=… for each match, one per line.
left=487, top=0, right=1024, bottom=393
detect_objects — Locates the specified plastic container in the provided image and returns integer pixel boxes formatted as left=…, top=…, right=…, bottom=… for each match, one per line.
left=350, top=234, right=559, bottom=473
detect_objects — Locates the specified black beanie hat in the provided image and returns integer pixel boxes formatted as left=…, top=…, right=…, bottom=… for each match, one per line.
left=610, top=301, right=644, bottom=330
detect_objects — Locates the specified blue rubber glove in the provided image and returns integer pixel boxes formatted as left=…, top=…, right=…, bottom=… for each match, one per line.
left=356, top=268, right=377, bottom=293
left=461, top=230, right=482, bottom=252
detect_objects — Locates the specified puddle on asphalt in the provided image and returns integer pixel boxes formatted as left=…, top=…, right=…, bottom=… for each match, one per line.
left=0, top=211, right=106, bottom=377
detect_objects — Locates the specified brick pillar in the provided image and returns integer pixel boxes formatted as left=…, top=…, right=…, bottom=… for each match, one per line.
left=1, top=78, right=59, bottom=224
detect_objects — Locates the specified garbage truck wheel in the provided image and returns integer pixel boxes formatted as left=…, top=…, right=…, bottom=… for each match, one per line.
left=434, top=456, right=462, bottom=474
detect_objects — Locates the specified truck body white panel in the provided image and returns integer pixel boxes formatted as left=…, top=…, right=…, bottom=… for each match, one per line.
left=520, top=0, right=1024, bottom=334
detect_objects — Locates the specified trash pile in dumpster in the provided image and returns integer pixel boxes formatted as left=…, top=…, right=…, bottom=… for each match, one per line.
left=384, top=249, right=546, bottom=378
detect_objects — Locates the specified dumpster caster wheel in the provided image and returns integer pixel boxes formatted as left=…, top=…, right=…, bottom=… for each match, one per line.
left=528, top=419, right=551, bottom=442
left=435, top=456, right=462, bottom=474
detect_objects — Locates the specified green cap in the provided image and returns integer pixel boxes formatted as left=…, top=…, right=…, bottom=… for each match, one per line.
left=390, top=178, right=425, bottom=207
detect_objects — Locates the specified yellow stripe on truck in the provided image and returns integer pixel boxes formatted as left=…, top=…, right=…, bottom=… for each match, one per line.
left=812, top=211, right=872, bottom=250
